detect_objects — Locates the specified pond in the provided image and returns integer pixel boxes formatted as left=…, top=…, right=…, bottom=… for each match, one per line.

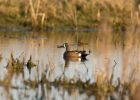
left=0, top=28, right=139, bottom=100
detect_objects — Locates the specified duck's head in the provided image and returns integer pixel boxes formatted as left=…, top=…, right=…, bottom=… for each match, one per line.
left=63, top=43, right=69, bottom=48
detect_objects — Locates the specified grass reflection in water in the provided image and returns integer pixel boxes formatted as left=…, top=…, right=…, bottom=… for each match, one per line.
left=0, top=52, right=139, bottom=100
left=0, top=29, right=139, bottom=100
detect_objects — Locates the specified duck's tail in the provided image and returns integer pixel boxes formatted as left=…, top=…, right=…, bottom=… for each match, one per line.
left=81, top=53, right=89, bottom=58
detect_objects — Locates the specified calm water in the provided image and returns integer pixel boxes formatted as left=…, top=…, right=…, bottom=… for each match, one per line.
left=0, top=29, right=139, bottom=100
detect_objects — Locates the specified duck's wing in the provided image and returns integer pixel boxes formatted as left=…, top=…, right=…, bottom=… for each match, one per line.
left=72, top=50, right=88, bottom=58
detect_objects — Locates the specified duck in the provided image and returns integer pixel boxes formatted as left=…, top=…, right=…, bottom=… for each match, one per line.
left=57, top=43, right=90, bottom=59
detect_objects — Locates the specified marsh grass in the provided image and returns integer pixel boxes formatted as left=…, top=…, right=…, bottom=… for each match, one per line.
left=0, top=49, right=139, bottom=99
left=0, top=0, right=139, bottom=30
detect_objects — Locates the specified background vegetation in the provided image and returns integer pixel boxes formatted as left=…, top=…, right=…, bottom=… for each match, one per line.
left=0, top=0, right=139, bottom=30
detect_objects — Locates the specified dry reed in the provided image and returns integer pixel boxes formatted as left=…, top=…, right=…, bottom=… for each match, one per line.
left=0, top=0, right=139, bottom=29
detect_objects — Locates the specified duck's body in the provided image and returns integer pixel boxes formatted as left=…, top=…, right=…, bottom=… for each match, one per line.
left=64, top=50, right=88, bottom=58
left=58, top=43, right=89, bottom=59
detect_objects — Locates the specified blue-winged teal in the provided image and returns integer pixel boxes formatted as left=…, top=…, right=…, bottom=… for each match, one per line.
left=58, top=43, right=89, bottom=59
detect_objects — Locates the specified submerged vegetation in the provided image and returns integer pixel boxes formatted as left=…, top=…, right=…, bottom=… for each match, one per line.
left=0, top=0, right=140, bottom=30
left=0, top=52, right=140, bottom=99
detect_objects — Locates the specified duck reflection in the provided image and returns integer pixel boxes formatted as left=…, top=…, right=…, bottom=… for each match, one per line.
left=64, top=56, right=87, bottom=67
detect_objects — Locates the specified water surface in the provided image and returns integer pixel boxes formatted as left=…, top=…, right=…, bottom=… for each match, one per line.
left=0, top=29, right=139, bottom=100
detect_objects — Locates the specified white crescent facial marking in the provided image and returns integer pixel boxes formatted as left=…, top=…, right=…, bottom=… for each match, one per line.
left=63, top=43, right=66, bottom=48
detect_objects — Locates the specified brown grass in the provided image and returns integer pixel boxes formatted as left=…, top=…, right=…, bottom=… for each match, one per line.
left=0, top=0, right=139, bottom=29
